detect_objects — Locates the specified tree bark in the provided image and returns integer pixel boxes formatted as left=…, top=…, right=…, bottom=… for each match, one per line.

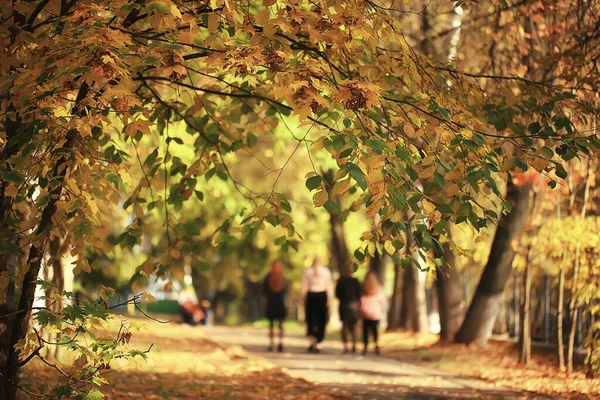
left=567, top=155, right=592, bottom=373
left=435, top=239, right=463, bottom=342
left=454, top=179, right=531, bottom=345
left=519, top=245, right=532, bottom=364
left=242, top=278, right=262, bottom=322
left=323, top=170, right=349, bottom=276
left=191, top=266, right=208, bottom=303
left=558, top=267, right=566, bottom=370
left=1, top=130, right=77, bottom=399
left=368, top=253, right=387, bottom=288
left=387, top=261, right=403, bottom=331
left=399, top=262, right=428, bottom=333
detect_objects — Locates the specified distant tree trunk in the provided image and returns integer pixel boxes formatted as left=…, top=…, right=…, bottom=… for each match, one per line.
left=567, top=156, right=592, bottom=373
left=369, top=253, right=387, bottom=287
left=454, top=179, right=531, bottom=345
left=520, top=245, right=533, bottom=364
left=191, top=267, right=208, bottom=303
left=242, top=279, right=262, bottom=322
left=400, top=262, right=428, bottom=333
left=558, top=267, right=566, bottom=370
left=387, top=261, right=403, bottom=331
left=323, top=170, right=349, bottom=276
left=435, top=239, right=463, bottom=342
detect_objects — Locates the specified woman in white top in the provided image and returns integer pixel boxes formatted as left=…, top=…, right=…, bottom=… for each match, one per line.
left=301, top=256, right=334, bottom=353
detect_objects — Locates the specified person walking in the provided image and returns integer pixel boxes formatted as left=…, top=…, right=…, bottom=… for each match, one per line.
left=360, top=271, right=387, bottom=355
left=335, top=263, right=362, bottom=354
left=263, top=259, right=287, bottom=352
left=301, top=255, right=333, bottom=353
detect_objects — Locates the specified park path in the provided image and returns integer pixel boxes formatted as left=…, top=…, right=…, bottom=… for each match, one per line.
left=207, top=326, right=538, bottom=400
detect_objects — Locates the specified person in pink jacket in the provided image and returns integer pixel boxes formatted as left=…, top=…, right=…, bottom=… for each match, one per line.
left=359, top=271, right=387, bottom=355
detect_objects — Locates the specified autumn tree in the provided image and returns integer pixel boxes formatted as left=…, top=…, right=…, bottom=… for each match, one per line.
left=1, top=0, right=599, bottom=398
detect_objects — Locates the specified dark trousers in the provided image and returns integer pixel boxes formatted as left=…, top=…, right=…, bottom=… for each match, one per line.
left=306, top=292, right=328, bottom=343
left=269, top=318, right=283, bottom=344
left=363, top=319, right=379, bottom=346
left=341, top=321, right=357, bottom=348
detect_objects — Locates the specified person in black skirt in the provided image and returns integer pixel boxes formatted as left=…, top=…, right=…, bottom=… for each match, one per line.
left=263, top=259, right=287, bottom=352
left=301, top=256, right=334, bottom=353
left=335, top=263, right=362, bottom=353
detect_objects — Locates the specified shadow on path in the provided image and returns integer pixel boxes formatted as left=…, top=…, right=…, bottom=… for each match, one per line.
left=207, top=326, right=539, bottom=399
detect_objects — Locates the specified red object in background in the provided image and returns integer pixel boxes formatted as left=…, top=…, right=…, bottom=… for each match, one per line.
left=180, top=300, right=205, bottom=323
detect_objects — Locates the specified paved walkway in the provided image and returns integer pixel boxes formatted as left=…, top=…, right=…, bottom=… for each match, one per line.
left=207, top=326, right=535, bottom=399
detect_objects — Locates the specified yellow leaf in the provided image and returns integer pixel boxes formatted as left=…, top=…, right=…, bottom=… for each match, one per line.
left=384, top=240, right=395, bottom=255
left=445, top=170, right=462, bottom=181
left=256, top=205, right=268, bottom=219
left=367, top=241, right=376, bottom=256
left=332, top=177, right=351, bottom=196
left=0, top=272, right=9, bottom=290
left=422, top=199, right=436, bottom=214
left=208, top=13, right=219, bottom=31
left=428, top=210, right=442, bottom=226
left=134, top=204, right=144, bottom=219
left=4, top=184, right=17, bottom=199
left=419, top=165, right=435, bottom=179
left=313, top=190, right=329, bottom=207
left=141, top=259, right=154, bottom=276
left=141, top=292, right=157, bottom=303
left=263, top=22, right=276, bottom=38
left=446, top=183, right=460, bottom=196
left=296, top=105, right=312, bottom=121
left=80, top=260, right=91, bottom=273
left=365, top=199, right=382, bottom=218
left=501, top=156, right=515, bottom=171
left=369, top=180, right=386, bottom=200
left=169, top=248, right=181, bottom=259
left=170, top=4, right=182, bottom=19
left=73, top=355, right=88, bottom=369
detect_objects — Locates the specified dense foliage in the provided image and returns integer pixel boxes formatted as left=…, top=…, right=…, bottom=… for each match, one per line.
left=1, top=0, right=599, bottom=397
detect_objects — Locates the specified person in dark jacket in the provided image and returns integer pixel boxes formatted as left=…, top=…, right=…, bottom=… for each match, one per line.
left=263, top=259, right=287, bottom=352
left=335, top=263, right=362, bottom=353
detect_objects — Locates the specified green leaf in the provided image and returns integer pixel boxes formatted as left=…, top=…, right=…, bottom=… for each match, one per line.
left=247, top=133, right=257, bottom=148
left=354, top=249, right=365, bottom=262
left=348, top=164, right=367, bottom=191
left=2, top=170, right=25, bottom=185
left=76, top=389, right=105, bottom=400
left=106, top=173, right=123, bottom=190
left=324, top=199, right=341, bottom=215
left=196, top=260, right=210, bottom=271
left=555, top=163, right=567, bottom=179
left=305, top=175, right=322, bottom=191
left=528, top=122, right=541, bottom=134
left=343, top=118, right=352, bottom=128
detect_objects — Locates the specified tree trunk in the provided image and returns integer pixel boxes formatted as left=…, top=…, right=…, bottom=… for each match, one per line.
left=387, top=261, right=403, bottom=331
left=191, top=266, right=208, bottom=303
left=369, top=253, right=387, bottom=288
left=435, top=240, right=463, bottom=342
left=48, top=236, right=65, bottom=359
left=2, top=148, right=75, bottom=398
left=519, top=245, right=532, bottom=364
left=399, top=262, right=428, bottom=333
left=454, top=179, right=531, bottom=345
left=558, top=267, right=566, bottom=371
left=323, top=170, right=349, bottom=276
left=567, top=155, right=592, bottom=373
left=242, top=279, right=262, bottom=322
